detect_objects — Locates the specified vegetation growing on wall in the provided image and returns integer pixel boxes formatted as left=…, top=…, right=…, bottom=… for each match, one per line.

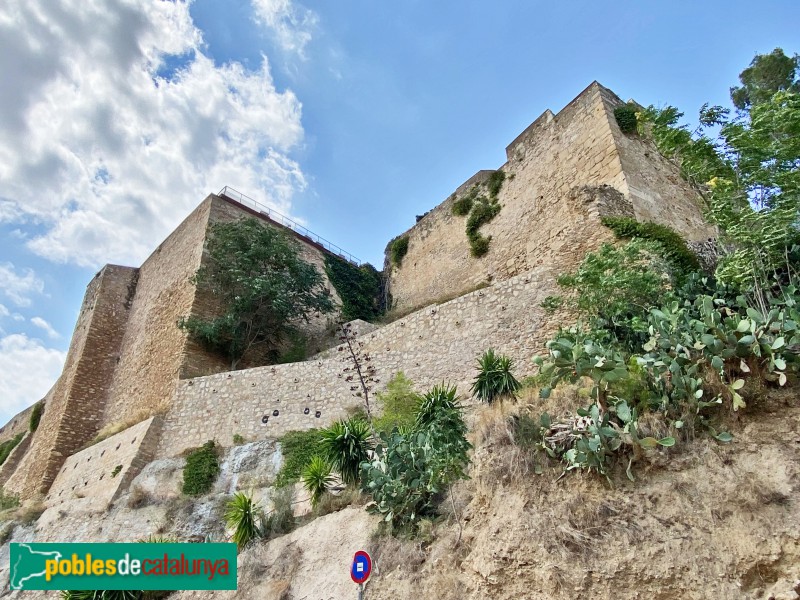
left=275, top=429, right=323, bottom=488
left=450, top=171, right=507, bottom=258
left=0, top=433, right=23, bottom=467
left=613, top=103, right=638, bottom=133
left=388, top=236, right=410, bottom=267
left=178, top=218, right=335, bottom=369
left=182, top=440, right=220, bottom=496
left=323, top=255, right=384, bottom=322
left=28, top=402, right=42, bottom=433
left=530, top=48, right=800, bottom=480
left=601, top=216, right=701, bottom=275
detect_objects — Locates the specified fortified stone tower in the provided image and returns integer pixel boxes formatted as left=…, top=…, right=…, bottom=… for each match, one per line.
left=384, top=81, right=714, bottom=311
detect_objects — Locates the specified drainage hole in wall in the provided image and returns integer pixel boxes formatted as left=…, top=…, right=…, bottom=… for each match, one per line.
left=304, top=408, right=310, bottom=415
left=261, top=415, right=269, bottom=425
left=315, top=411, right=321, bottom=418
left=272, top=410, right=279, bottom=417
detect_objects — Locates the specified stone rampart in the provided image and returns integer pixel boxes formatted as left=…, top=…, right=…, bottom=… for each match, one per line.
left=385, top=81, right=714, bottom=312
left=156, top=264, right=561, bottom=457
left=45, top=417, right=162, bottom=511
left=4, top=265, right=137, bottom=499
left=0, top=404, right=36, bottom=446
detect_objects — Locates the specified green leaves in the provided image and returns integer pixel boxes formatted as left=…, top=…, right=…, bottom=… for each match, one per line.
left=302, top=456, right=335, bottom=509
left=224, top=492, right=263, bottom=550
left=182, top=441, right=220, bottom=496
left=320, top=417, right=372, bottom=486
left=361, top=385, right=471, bottom=530
left=471, top=349, right=521, bottom=403
left=178, top=218, right=335, bottom=368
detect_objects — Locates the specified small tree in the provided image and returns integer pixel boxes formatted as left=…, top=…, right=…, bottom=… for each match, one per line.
left=178, top=218, right=335, bottom=369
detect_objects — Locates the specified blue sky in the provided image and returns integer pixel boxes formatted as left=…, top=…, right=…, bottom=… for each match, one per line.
left=0, top=0, right=798, bottom=424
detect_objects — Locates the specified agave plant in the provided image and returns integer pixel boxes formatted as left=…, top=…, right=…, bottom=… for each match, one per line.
left=224, top=491, right=262, bottom=550
left=471, top=349, right=521, bottom=403
left=320, top=417, right=372, bottom=485
left=302, top=455, right=335, bottom=508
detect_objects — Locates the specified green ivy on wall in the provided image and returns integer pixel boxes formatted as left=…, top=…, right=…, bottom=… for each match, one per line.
left=613, top=104, right=638, bottom=133
left=323, top=255, right=384, bottom=322
left=601, top=216, right=701, bottom=275
left=451, top=170, right=507, bottom=258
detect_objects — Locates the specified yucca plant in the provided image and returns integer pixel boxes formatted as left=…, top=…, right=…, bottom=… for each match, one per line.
left=471, top=349, right=521, bottom=403
left=320, top=417, right=372, bottom=485
left=302, top=455, right=335, bottom=508
left=224, top=491, right=262, bottom=550
left=415, top=383, right=459, bottom=429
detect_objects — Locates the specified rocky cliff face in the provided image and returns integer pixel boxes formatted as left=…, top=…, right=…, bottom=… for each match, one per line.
left=2, top=389, right=798, bottom=599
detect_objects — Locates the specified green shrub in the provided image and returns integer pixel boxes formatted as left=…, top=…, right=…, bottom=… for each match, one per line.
left=0, top=487, right=20, bottom=511
left=320, top=417, right=372, bottom=486
left=29, top=402, right=43, bottom=433
left=374, top=372, right=420, bottom=435
left=323, top=256, right=384, bottom=321
left=361, top=384, right=471, bottom=531
left=486, top=170, right=506, bottom=198
left=451, top=194, right=475, bottom=216
left=277, top=332, right=308, bottom=364
left=471, top=349, right=521, bottom=403
left=275, top=429, right=323, bottom=488
left=260, top=486, right=295, bottom=538
left=540, top=295, right=563, bottom=314
left=614, top=104, right=638, bottom=133
left=0, top=433, right=23, bottom=467
left=465, top=199, right=501, bottom=240
left=232, top=434, right=245, bottom=445
left=302, top=456, right=335, bottom=508
left=601, top=216, right=701, bottom=275
left=182, top=441, right=220, bottom=496
left=225, top=492, right=262, bottom=550
left=389, top=236, right=410, bottom=267
left=469, top=234, right=491, bottom=258
left=110, top=465, right=122, bottom=478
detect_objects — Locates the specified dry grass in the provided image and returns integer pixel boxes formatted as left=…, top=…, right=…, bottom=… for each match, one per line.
left=16, top=501, right=46, bottom=525
left=368, top=530, right=427, bottom=581
left=313, top=486, right=364, bottom=517
left=80, top=408, right=163, bottom=450
left=126, top=484, right=153, bottom=509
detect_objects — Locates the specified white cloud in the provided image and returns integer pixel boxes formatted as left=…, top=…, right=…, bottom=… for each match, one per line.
left=252, top=0, right=317, bottom=57
left=0, top=304, right=8, bottom=318
left=0, top=0, right=307, bottom=269
left=0, top=262, right=44, bottom=306
left=0, top=334, right=65, bottom=425
left=30, top=316, right=60, bottom=339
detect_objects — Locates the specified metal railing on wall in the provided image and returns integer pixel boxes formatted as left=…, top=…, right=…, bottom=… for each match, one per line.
left=218, top=186, right=361, bottom=265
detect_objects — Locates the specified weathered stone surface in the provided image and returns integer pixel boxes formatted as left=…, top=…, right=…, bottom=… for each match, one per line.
left=385, top=82, right=715, bottom=312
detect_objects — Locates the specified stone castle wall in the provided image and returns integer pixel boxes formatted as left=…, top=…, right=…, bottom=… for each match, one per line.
left=0, top=403, right=36, bottom=446
left=157, top=265, right=561, bottom=457
left=44, top=417, right=162, bottom=512
left=385, top=82, right=714, bottom=312
left=1, top=195, right=351, bottom=500
left=4, top=265, right=137, bottom=499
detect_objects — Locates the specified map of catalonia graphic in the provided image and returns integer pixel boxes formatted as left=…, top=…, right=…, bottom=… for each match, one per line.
left=10, top=544, right=63, bottom=590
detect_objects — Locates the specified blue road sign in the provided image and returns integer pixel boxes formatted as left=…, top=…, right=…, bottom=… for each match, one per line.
left=350, top=550, right=372, bottom=584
